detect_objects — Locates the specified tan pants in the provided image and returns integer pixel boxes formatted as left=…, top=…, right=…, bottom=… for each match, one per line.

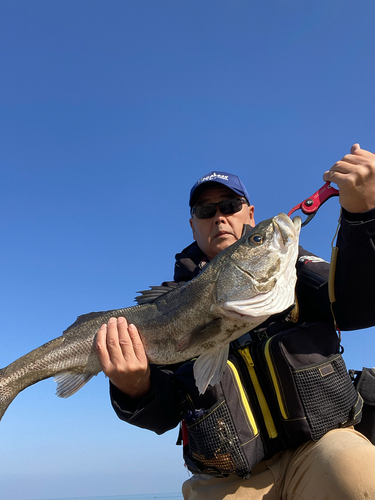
left=182, top=428, right=375, bottom=500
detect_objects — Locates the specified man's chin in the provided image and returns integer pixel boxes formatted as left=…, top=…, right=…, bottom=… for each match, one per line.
left=210, top=237, right=237, bottom=257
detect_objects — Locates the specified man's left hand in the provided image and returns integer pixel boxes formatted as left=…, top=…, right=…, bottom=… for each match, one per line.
left=323, top=144, right=375, bottom=213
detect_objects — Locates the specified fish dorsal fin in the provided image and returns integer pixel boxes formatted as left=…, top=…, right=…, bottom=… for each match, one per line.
left=193, top=344, right=230, bottom=394
left=134, top=282, right=185, bottom=305
left=63, top=311, right=111, bottom=333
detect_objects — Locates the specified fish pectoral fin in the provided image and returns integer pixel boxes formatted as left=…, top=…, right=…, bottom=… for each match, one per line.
left=54, top=372, right=97, bottom=398
left=176, top=318, right=223, bottom=352
left=193, top=344, right=229, bottom=395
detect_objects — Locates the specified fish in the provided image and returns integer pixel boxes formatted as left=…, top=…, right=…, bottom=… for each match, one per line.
left=0, top=213, right=301, bottom=420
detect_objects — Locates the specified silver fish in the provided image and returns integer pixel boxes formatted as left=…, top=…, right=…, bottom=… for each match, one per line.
left=0, top=213, right=301, bottom=420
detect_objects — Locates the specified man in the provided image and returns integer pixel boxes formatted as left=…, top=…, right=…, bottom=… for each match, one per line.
left=96, top=144, right=375, bottom=499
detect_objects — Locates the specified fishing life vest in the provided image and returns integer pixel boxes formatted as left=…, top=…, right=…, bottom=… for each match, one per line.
left=173, top=242, right=364, bottom=478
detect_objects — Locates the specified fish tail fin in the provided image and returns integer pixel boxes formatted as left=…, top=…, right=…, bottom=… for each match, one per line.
left=54, top=372, right=96, bottom=398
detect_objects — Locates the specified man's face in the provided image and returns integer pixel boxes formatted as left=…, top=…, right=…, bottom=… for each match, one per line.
left=189, top=186, right=255, bottom=260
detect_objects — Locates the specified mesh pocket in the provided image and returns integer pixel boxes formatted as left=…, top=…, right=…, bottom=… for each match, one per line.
left=293, top=354, right=361, bottom=440
left=186, top=398, right=249, bottom=476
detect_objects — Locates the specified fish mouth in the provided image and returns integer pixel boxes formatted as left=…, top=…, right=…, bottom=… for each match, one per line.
left=273, top=214, right=301, bottom=246
left=222, top=214, right=300, bottom=321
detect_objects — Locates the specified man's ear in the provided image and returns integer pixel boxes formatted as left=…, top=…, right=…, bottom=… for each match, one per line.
left=189, top=218, right=197, bottom=240
left=248, top=204, right=255, bottom=227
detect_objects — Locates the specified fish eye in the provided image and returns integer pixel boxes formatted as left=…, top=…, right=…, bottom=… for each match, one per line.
left=248, top=234, right=263, bottom=246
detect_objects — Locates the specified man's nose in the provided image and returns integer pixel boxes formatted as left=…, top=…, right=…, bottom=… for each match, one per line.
left=214, top=210, right=227, bottom=224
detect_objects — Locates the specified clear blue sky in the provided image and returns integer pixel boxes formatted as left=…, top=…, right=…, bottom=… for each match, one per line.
left=1, top=1, right=375, bottom=499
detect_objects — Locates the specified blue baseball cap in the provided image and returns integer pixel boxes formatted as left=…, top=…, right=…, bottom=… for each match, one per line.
left=189, top=171, right=250, bottom=208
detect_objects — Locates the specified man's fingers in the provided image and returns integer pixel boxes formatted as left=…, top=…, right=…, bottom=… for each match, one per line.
left=127, top=323, right=148, bottom=363
left=324, top=144, right=375, bottom=213
left=95, top=317, right=151, bottom=398
left=351, top=143, right=360, bottom=154
left=106, top=316, right=134, bottom=362
left=116, top=317, right=138, bottom=358
left=95, top=323, right=111, bottom=369
left=105, top=317, right=145, bottom=363
left=95, top=316, right=147, bottom=366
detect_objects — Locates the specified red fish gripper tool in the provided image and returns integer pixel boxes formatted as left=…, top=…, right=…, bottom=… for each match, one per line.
left=288, top=181, right=339, bottom=227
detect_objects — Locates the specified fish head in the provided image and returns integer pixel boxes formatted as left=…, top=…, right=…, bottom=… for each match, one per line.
left=213, top=213, right=301, bottom=321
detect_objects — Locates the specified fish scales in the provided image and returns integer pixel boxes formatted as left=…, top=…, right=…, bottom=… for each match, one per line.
left=0, top=214, right=301, bottom=419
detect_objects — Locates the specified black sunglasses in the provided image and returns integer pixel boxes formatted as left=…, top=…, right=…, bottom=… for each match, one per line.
left=191, top=197, right=248, bottom=219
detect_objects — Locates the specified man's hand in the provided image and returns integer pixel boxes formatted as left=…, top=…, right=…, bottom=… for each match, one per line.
left=95, top=317, right=151, bottom=398
left=323, top=144, right=375, bottom=213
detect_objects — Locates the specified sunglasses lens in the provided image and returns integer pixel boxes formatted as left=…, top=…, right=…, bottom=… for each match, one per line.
left=194, top=205, right=217, bottom=219
left=194, top=198, right=244, bottom=219
left=220, top=198, right=243, bottom=215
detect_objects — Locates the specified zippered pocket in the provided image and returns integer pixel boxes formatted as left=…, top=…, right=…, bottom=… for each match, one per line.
left=264, top=336, right=289, bottom=421
left=238, top=347, right=278, bottom=439
left=227, top=360, right=258, bottom=436
left=260, top=322, right=363, bottom=446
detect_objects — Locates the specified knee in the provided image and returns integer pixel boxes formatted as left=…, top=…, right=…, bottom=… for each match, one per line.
left=302, top=429, right=375, bottom=498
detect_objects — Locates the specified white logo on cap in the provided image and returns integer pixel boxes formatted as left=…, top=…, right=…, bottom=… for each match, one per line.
left=197, top=173, right=229, bottom=185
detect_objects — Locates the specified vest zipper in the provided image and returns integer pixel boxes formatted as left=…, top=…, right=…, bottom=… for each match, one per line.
left=238, top=348, right=278, bottom=439
left=264, top=337, right=289, bottom=420
left=227, top=360, right=258, bottom=436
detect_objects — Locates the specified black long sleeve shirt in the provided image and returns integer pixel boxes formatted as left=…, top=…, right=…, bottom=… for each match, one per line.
left=110, top=209, right=375, bottom=437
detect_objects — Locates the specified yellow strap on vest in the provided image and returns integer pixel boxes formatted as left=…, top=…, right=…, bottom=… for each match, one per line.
left=288, top=294, right=299, bottom=323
